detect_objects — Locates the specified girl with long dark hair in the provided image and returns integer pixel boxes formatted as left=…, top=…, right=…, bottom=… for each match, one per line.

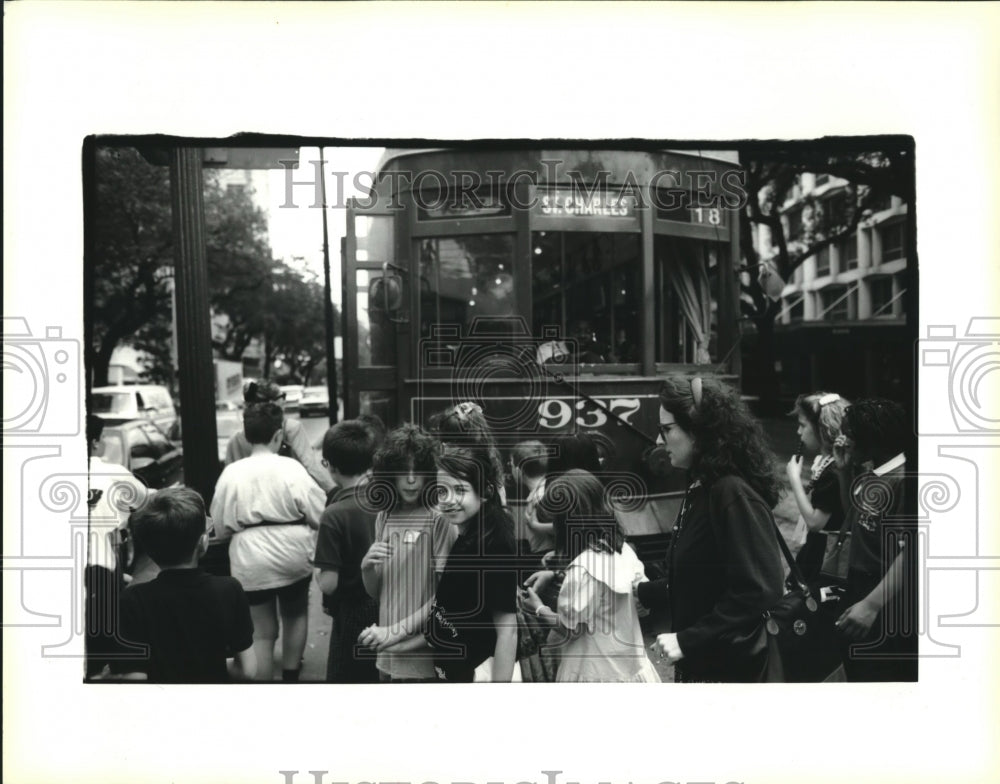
left=425, top=445, right=518, bottom=681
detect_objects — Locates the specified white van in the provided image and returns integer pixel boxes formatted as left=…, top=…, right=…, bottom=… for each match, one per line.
left=92, top=384, right=177, bottom=433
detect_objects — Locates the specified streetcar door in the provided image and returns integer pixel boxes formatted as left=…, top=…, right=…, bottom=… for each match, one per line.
left=343, top=199, right=405, bottom=425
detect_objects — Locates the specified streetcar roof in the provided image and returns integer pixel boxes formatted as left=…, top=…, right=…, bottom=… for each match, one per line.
left=372, top=146, right=740, bottom=180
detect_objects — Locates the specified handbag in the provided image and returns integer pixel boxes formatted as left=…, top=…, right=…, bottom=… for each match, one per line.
left=819, top=515, right=853, bottom=586
left=761, top=519, right=844, bottom=683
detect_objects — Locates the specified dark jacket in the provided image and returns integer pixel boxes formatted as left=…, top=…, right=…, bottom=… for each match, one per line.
left=637, top=475, right=784, bottom=682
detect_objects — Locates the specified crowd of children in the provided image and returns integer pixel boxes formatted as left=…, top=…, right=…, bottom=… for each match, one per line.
left=90, top=387, right=915, bottom=684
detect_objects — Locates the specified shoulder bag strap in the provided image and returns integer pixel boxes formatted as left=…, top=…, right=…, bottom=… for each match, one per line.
left=770, top=514, right=810, bottom=592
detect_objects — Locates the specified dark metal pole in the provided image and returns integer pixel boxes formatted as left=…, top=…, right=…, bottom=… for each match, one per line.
left=169, top=147, right=220, bottom=507
left=320, top=147, right=339, bottom=425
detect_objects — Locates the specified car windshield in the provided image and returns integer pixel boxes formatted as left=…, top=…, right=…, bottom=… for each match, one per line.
left=92, top=392, right=132, bottom=415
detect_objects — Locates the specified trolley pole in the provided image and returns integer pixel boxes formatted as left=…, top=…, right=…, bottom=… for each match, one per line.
left=320, top=147, right=339, bottom=425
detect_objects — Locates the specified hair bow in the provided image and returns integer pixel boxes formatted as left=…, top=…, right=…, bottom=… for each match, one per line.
left=454, top=401, right=483, bottom=421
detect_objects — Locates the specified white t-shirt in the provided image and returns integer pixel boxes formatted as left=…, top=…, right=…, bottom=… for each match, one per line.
left=210, top=451, right=326, bottom=592
left=88, top=456, right=152, bottom=572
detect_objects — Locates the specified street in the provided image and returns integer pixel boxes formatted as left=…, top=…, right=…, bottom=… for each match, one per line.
left=287, top=411, right=337, bottom=682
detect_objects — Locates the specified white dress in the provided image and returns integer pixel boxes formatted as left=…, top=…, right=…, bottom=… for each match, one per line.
left=552, top=543, right=661, bottom=683
left=210, top=452, right=325, bottom=591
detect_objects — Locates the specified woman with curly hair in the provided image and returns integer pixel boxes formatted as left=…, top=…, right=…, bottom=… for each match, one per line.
left=640, top=375, right=784, bottom=682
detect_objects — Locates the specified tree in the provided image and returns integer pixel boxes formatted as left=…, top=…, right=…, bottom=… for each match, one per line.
left=260, top=268, right=334, bottom=385
left=205, top=182, right=277, bottom=362
left=89, top=146, right=287, bottom=387
left=737, top=143, right=913, bottom=405
left=89, top=147, right=175, bottom=387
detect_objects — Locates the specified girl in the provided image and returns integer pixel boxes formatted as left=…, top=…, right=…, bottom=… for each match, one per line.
left=786, top=391, right=850, bottom=584
left=641, top=375, right=785, bottom=682
left=520, top=470, right=660, bottom=682
left=429, top=401, right=508, bottom=506
left=426, top=445, right=519, bottom=681
left=358, top=424, right=455, bottom=682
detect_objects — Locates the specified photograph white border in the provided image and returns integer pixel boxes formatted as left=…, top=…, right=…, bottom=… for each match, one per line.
left=4, top=3, right=999, bottom=784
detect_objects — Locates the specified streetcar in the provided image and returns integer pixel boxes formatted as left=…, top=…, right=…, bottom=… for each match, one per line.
left=341, top=147, right=744, bottom=563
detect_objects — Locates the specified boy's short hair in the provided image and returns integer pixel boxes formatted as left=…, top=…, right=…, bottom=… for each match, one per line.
left=357, top=413, right=387, bottom=447
left=243, top=402, right=284, bottom=445
left=322, top=420, right=377, bottom=476
left=86, top=414, right=105, bottom=444
left=511, top=439, right=548, bottom=479
left=131, top=487, right=207, bottom=567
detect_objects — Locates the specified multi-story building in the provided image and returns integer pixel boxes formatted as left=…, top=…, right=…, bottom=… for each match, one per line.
left=750, top=172, right=912, bottom=402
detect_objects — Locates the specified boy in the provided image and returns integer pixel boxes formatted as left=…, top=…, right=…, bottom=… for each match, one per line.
left=118, top=487, right=256, bottom=682
left=85, top=414, right=153, bottom=678
left=211, top=402, right=326, bottom=681
left=313, top=420, right=380, bottom=683
left=359, top=424, right=455, bottom=682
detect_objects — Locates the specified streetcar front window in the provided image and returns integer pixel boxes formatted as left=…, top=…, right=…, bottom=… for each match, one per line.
left=418, top=234, right=517, bottom=349
left=531, top=231, right=641, bottom=366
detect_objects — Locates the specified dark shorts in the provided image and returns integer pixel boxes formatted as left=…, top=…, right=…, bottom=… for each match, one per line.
left=244, top=576, right=311, bottom=608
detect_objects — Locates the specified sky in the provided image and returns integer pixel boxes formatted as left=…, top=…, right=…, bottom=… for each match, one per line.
left=262, top=145, right=385, bottom=306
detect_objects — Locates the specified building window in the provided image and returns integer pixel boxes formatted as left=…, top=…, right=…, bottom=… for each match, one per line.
left=785, top=205, right=803, bottom=238
left=840, top=233, right=859, bottom=270
left=814, top=245, right=832, bottom=277
left=870, top=276, right=895, bottom=318
left=785, top=295, right=804, bottom=322
left=880, top=221, right=906, bottom=262
left=819, top=285, right=851, bottom=321
left=869, top=192, right=893, bottom=213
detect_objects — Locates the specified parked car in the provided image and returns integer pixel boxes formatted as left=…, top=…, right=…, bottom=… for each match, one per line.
left=92, top=384, right=177, bottom=434
left=298, top=385, right=329, bottom=417
left=215, top=408, right=244, bottom=463
left=167, top=409, right=245, bottom=466
left=99, top=419, right=184, bottom=489
left=279, top=384, right=305, bottom=411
